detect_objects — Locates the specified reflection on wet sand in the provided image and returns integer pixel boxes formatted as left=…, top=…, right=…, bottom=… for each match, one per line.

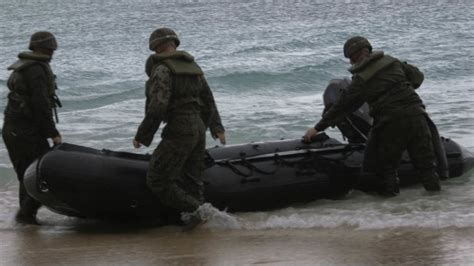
left=2, top=225, right=473, bottom=265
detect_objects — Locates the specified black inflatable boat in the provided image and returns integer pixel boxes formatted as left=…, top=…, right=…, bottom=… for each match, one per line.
left=23, top=79, right=474, bottom=220
left=24, top=133, right=474, bottom=219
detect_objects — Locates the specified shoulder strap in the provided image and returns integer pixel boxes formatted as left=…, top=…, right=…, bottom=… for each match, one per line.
left=356, top=55, right=398, bottom=82
left=8, top=59, right=38, bottom=72
left=161, top=58, right=203, bottom=75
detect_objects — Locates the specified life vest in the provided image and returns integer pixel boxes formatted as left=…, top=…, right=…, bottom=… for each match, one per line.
left=6, top=52, right=60, bottom=120
left=349, top=52, right=398, bottom=82
left=146, top=51, right=204, bottom=116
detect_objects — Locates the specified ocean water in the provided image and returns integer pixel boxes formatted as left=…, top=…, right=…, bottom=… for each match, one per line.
left=0, top=0, right=473, bottom=234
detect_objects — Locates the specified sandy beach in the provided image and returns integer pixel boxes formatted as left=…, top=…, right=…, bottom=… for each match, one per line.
left=1, top=223, right=473, bottom=265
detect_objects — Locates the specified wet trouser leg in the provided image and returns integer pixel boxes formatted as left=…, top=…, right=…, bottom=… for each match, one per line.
left=2, top=123, right=46, bottom=218
left=146, top=115, right=206, bottom=215
left=364, top=115, right=440, bottom=195
left=146, top=138, right=202, bottom=213
left=406, top=116, right=441, bottom=191
left=178, top=136, right=205, bottom=204
left=16, top=160, right=42, bottom=216
left=364, top=120, right=405, bottom=196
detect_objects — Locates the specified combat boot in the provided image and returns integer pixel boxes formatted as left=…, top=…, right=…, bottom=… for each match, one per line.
left=15, top=209, right=39, bottom=225
left=419, top=169, right=441, bottom=191
left=182, top=213, right=204, bottom=232
left=16, top=196, right=41, bottom=225
left=181, top=207, right=207, bottom=232
left=378, top=171, right=400, bottom=197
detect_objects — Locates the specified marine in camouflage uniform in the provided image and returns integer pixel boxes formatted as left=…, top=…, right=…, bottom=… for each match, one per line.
left=134, top=28, right=225, bottom=222
left=2, top=31, right=62, bottom=224
left=304, top=36, right=441, bottom=196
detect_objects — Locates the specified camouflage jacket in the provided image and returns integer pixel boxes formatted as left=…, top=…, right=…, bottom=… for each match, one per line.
left=315, top=52, right=426, bottom=131
left=135, top=51, right=225, bottom=146
left=4, top=52, right=59, bottom=138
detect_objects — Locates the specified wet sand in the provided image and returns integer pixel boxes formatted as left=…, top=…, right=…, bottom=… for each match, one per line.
left=1, top=225, right=473, bottom=265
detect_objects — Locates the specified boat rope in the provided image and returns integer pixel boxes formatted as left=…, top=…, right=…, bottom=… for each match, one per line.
left=241, top=158, right=279, bottom=175
left=219, top=160, right=253, bottom=177
left=217, top=157, right=280, bottom=178
left=215, top=144, right=365, bottom=177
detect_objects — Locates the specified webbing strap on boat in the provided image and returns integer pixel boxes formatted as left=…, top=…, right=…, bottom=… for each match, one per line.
left=219, top=160, right=253, bottom=177
left=241, top=158, right=279, bottom=175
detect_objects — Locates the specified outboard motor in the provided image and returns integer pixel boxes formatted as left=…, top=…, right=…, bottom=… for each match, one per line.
left=323, top=78, right=372, bottom=143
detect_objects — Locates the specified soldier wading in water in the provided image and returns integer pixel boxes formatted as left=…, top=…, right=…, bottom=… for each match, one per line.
left=2, top=31, right=62, bottom=224
left=304, top=36, right=442, bottom=196
left=133, top=28, right=225, bottom=228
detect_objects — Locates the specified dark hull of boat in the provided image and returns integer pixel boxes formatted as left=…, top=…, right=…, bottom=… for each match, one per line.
left=24, top=135, right=474, bottom=219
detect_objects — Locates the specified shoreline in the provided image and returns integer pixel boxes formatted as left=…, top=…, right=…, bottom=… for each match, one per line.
left=1, top=225, right=473, bottom=265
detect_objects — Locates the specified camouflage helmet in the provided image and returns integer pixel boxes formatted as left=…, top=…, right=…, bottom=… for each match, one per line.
left=343, top=36, right=372, bottom=58
left=29, top=31, right=58, bottom=51
left=149, top=28, right=180, bottom=51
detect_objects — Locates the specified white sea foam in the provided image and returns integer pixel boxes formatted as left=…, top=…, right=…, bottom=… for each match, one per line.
left=200, top=178, right=474, bottom=230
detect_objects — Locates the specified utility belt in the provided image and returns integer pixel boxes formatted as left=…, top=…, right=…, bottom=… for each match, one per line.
left=371, top=107, right=426, bottom=131
left=3, top=115, right=21, bottom=125
left=3, top=115, right=35, bottom=129
left=168, top=105, right=201, bottom=115
left=5, top=91, right=62, bottom=123
left=165, top=112, right=204, bottom=130
left=371, top=81, right=411, bottom=108
left=167, top=111, right=201, bottom=118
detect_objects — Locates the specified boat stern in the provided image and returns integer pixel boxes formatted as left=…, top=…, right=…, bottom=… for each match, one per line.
left=23, top=154, right=85, bottom=217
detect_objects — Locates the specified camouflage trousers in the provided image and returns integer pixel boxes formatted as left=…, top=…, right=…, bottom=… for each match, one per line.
left=364, top=114, right=440, bottom=191
left=2, top=122, right=48, bottom=215
left=146, top=115, right=206, bottom=213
